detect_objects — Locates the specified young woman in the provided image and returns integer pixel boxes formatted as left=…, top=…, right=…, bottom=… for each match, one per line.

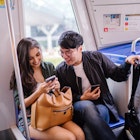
left=10, top=37, right=85, bottom=140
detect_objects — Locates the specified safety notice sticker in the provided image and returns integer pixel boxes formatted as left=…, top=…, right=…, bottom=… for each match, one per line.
left=0, top=0, right=5, bottom=8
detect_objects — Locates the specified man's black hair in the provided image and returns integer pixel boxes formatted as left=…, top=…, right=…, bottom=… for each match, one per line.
left=58, top=31, right=83, bottom=49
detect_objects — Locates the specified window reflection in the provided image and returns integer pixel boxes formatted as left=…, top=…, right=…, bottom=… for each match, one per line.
left=23, top=0, right=78, bottom=66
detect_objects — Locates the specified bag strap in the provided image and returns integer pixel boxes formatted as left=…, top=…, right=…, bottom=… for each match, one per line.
left=128, top=64, right=140, bottom=110
left=53, top=89, right=60, bottom=96
left=31, top=101, right=38, bottom=128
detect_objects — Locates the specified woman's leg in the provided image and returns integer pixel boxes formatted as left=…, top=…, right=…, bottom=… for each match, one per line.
left=62, top=121, right=85, bottom=140
left=29, top=125, right=76, bottom=140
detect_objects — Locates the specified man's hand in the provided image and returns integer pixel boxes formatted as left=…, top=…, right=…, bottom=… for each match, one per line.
left=80, top=87, right=100, bottom=100
left=125, top=55, right=140, bottom=65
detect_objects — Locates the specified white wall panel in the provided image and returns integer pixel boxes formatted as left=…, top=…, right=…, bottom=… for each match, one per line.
left=0, top=0, right=21, bottom=131
left=86, top=0, right=140, bottom=48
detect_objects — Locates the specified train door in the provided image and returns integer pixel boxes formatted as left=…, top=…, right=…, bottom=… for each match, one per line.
left=0, top=0, right=26, bottom=139
left=0, top=0, right=81, bottom=139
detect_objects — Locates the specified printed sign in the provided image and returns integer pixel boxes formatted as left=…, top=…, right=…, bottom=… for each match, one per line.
left=103, top=14, right=121, bottom=32
left=125, top=14, right=140, bottom=31
left=0, top=0, right=4, bottom=8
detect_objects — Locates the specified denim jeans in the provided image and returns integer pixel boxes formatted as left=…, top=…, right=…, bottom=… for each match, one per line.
left=96, top=104, right=110, bottom=123
left=73, top=100, right=117, bottom=140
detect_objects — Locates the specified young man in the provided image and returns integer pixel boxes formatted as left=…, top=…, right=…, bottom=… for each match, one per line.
left=56, top=30, right=140, bottom=140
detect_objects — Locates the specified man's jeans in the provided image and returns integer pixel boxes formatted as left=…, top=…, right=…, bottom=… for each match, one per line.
left=73, top=100, right=117, bottom=140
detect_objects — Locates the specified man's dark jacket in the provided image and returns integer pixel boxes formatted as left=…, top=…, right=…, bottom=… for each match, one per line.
left=56, top=51, right=131, bottom=122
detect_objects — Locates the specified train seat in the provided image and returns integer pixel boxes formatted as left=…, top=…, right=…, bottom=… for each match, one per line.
left=109, top=116, right=125, bottom=137
left=109, top=116, right=125, bottom=129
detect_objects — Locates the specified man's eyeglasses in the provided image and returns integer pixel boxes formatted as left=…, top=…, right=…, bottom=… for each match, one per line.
left=59, top=49, right=76, bottom=57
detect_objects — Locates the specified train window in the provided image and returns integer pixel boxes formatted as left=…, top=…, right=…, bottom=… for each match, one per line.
left=22, top=0, right=79, bottom=66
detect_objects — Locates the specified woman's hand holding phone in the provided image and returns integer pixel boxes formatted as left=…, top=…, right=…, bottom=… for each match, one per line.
left=45, top=75, right=60, bottom=92
left=45, top=75, right=56, bottom=83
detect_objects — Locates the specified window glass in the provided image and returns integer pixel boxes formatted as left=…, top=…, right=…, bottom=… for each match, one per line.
left=23, top=0, right=79, bottom=66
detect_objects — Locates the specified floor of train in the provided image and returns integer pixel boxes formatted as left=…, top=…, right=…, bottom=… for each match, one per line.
left=113, top=126, right=135, bottom=140
left=0, top=129, right=16, bottom=140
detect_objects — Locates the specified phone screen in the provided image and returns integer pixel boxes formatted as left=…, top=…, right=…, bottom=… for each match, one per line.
left=45, top=75, right=56, bottom=82
left=91, top=84, right=100, bottom=92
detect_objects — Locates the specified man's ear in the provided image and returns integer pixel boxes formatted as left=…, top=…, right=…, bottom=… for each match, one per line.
left=79, top=45, right=82, bottom=52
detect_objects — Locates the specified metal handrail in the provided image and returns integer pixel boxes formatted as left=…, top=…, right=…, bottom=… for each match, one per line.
left=4, top=0, right=30, bottom=139
left=131, top=37, right=140, bottom=53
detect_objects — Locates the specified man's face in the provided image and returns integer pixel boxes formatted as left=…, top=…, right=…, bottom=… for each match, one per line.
left=60, top=46, right=82, bottom=66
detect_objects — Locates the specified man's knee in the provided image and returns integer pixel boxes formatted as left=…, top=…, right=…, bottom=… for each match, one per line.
left=74, top=100, right=95, bottom=111
left=96, top=104, right=110, bottom=123
left=73, top=100, right=95, bottom=126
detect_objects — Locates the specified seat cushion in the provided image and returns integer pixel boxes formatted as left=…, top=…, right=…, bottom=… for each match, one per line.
left=109, top=116, right=125, bottom=129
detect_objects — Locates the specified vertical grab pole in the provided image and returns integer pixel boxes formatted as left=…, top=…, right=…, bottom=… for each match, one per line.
left=4, top=0, right=30, bottom=139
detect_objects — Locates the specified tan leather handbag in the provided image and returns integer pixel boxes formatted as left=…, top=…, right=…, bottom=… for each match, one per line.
left=31, top=86, right=73, bottom=131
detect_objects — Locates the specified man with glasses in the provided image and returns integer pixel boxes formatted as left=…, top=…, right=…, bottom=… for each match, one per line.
left=56, top=30, right=140, bottom=140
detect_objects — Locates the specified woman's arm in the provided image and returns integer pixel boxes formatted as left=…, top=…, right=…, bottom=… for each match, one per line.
left=24, top=81, right=55, bottom=108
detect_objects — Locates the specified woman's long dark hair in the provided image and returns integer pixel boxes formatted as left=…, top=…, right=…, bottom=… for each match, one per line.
left=10, top=37, right=41, bottom=96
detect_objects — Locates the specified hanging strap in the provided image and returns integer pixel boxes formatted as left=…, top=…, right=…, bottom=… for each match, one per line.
left=128, top=64, right=140, bottom=110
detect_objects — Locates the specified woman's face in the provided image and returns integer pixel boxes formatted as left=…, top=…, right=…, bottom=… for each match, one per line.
left=29, top=47, right=42, bottom=69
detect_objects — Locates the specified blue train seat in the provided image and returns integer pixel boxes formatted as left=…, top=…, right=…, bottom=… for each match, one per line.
left=109, top=116, right=125, bottom=129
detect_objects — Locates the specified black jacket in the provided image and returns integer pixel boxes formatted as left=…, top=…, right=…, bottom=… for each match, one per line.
left=56, top=51, right=131, bottom=122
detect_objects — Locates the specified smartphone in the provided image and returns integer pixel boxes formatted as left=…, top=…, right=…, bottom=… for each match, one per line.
left=91, top=84, right=100, bottom=92
left=45, top=75, right=56, bottom=82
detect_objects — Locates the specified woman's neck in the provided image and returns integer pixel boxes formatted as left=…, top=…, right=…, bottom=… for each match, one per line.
left=33, top=67, right=44, bottom=83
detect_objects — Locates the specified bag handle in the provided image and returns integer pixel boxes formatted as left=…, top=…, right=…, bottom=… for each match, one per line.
left=53, top=89, right=61, bottom=96
left=53, top=86, right=71, bottom=96
left=128, top=64, right=140, bottom=110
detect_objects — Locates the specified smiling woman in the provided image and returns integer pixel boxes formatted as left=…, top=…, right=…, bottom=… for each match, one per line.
left=10, top=37, right=85, bottom=140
